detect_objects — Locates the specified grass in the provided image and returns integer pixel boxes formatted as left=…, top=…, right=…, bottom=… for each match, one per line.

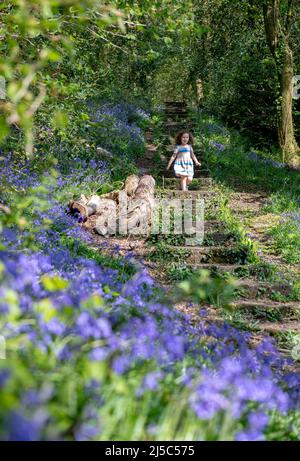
left=268, top=218, right=300, bottom=264
left=61, top=236, right=137, bottom=282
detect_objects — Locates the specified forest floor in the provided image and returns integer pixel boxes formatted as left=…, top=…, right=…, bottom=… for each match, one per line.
left=83, top=103, right=300, bottom=366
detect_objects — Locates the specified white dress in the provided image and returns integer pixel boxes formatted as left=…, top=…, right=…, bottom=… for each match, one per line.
left=174, top=145, right=194, bottom=177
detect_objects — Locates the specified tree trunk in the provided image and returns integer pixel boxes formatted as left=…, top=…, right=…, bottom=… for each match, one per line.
left=263, top=0, right=299, bottom=165
left=279, top=42, right=299, bottom=165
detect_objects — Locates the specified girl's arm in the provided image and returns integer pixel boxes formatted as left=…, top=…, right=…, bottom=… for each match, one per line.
left=166, top=146, right=178, bottom=170
left=190, top=146, right=201, bottom=166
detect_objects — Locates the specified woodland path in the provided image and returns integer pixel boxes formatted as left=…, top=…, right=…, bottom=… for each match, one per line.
left=85, top=102, right=300, bottom=362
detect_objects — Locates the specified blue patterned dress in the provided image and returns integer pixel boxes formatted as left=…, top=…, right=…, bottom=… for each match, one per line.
left=174, top=145, right=194, bottom=178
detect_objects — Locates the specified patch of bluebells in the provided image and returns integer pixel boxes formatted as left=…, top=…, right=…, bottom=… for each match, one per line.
left=88, top=102, right=149, bottom=159
left=0, top=153, right=41, bottom=193
left=206, top=123, right=225, bottom=135
left=1, top=107, right=300, bottom=441
left=1, top=217, right=299, bottom=440
left=1, top=246, right=298, bottom=439
left=247, top=151, right=285, bottom=169
left=281, top=211, right=300, bottom=230
left=208, top=139, right=285, bottom=171
left=210, top=141, right=225, bottom=152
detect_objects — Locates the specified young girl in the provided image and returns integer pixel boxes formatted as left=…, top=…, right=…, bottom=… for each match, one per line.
left=166, top=131, right=201, bottom=191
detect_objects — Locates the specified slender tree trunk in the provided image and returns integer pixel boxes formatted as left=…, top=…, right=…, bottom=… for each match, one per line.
left=263, top=0, right=299, bottom=165
left=279, top=41, right=299, bottom=164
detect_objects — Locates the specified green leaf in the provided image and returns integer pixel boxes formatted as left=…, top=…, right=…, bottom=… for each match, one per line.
left=52, top=111, right=69, bottom=130
left=0, top=115, right=9, bottom=142
left=35, top=298, right=57, bottom=322
left=41, top=275, right=69, bottom=292
left=163, top=37, right=172, bottom=45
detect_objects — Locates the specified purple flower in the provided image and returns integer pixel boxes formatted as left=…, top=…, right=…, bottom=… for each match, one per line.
left=143, top=371, right=163, bottom=391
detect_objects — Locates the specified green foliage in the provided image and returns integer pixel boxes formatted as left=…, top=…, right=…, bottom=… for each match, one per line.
left=1, top=0, right=300, bottom=442
left=0, top=0, right=126, bottom=155
left=147, top=242, right=192, bottom=262
left=269, top=218, right=300, bottom=264
left=177, top=269, right=237, bottom=308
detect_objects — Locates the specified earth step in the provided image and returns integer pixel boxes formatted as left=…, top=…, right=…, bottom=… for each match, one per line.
left=203, top=231, right=237, bottom=245
left=231, top=299, right=300, bottom=310
left=149, top=245, right=241, bottom=264
left=203, top=220, right=227, bottom=230
left=164, top=107, right=188, bottom=112
left=166, top=145, right=204, bottom=154
left=164, top=101, right=187, bottom=108
left=156, top=262, right=247, bottom=274
left=253, top=321, right=300, bottom=334
left=161, top=178, right=213, bottom=189
left=164, top=125, right=195, bottom=133
left=237, top=279, right=294, bottom=299
left=164, top=121, right=195, bottom=127
left=164, top=105, right=187, bottom=111
left=158, top=169, right=211, bottom=178
left=145, top=134, right=154, bottom=141
left=165, top=107, right=188, bottom=117
left=165, top=114, right=188, bottom=119
left=161, top=190, right=214, bottom=199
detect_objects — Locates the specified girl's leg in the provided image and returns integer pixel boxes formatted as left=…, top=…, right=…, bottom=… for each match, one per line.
left=187, top=176, right=193, bottom=185
left=180, top=176, right=187, bottom=191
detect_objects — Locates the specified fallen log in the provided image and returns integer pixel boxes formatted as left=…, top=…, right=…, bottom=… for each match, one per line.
left=68, top=175, right=140, bottom=218
left=123, top=175, right=156, bottom=235
left=68, top=174, right=156, bottom=237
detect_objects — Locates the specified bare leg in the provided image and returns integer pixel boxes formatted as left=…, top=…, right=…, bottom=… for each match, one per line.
left=187, top=176, right=193, bottom=185
left=180, top=176, right=187, bottom=191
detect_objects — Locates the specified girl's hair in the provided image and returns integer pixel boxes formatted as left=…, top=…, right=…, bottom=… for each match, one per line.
left=175, top=131, right=194, bottom=146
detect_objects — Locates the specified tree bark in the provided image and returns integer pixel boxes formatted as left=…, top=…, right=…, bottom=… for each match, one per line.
left=68, top=174, right=156, bottom=237
left=263, top=0, right=299, bottom=165
left=279, top=41, right=299, bottom=164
